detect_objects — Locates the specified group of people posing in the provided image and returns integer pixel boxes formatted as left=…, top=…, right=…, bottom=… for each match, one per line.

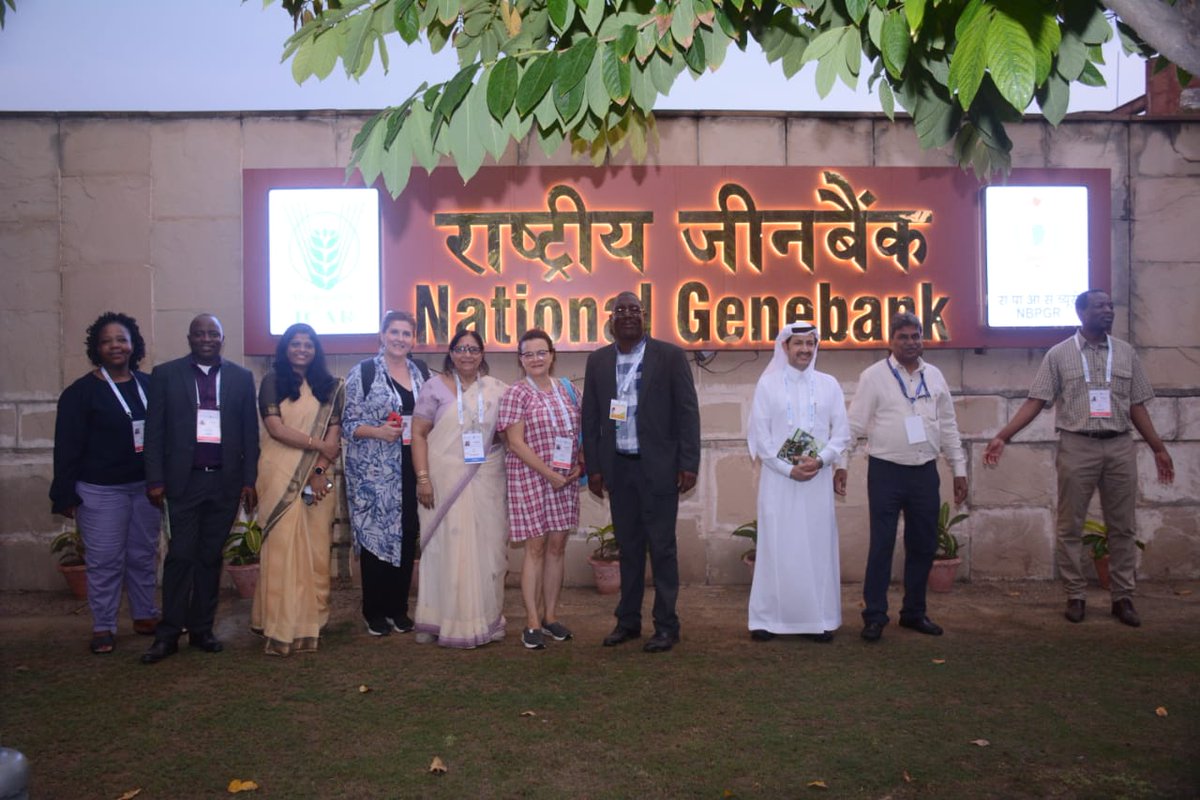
left=50, top=288, right=1173, bottom=661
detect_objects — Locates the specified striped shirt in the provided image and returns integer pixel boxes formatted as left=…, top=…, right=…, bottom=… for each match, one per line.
left=614, top=338, right=646, bottom=454
left=1028, top=331, right=1154, bottom=434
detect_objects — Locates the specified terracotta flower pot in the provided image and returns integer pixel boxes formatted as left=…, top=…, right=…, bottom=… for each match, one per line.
left=225, top=562, right=260, bottom=600
left=58, top=563, right=88, bottom=600
left=1094, top=556, right=1111, bottom=590
left=928, top=557, right=961, bottom=593
left=587, top=556, right=621, bottom=595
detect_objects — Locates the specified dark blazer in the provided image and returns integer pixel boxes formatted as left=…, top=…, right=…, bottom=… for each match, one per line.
left=582, top=337, right=701, bottom=495
left=144, top=356, right=260, bottom=500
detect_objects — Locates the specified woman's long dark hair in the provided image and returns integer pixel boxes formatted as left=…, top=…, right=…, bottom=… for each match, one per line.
left=85, top=311, right=146, bottom=371
left=274, top=323, right=337, bottom=403
left=442, top=328, right=489, bottom=376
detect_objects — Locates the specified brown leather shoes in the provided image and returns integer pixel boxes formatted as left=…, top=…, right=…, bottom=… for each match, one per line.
left=1111, top=598, right=1141, bottom=627
left=1064, top=599, right=1085, bottom=623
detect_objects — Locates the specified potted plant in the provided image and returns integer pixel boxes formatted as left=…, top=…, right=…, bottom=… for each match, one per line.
left=731, top=520, right=758, bottom=568
left=223, top=518, right=264, bottom=599
left=1081, top=519, right=1145, bottom=590
left=585, top=523, right=620, bottom=595
left=50, top=528, right=87, bottom=600
left=928, top=502, right=967, bottom=593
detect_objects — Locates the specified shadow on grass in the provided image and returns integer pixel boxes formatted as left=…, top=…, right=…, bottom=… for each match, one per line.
left=3, top=581, right=1198, bottom=799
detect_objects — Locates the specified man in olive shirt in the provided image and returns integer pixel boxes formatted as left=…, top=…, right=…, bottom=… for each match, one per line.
left=984, top=290, right=1174, bottom=627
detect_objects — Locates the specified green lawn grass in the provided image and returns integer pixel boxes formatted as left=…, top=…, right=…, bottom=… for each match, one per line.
left=3, top=582, right=1198, bottom=799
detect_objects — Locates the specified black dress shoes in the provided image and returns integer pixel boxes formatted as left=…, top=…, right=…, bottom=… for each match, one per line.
left=602, top=626, right=641, bottom=647
left=188, top=633, right=224, bottom=653
left=1065, top=598, right=1086, bottom=623
left=642, top=631, right=680, bottom=653
left=140, top=639, right=178, bottom=664
left=799, top=631, right=835, bottom=643
left=861, top=621, right=884, bottom=642
left=1111, top=598, right=1141, bottom=627
left=750, top=629, right=775, bottom=642
left=898, top=616, right=944, bottom=636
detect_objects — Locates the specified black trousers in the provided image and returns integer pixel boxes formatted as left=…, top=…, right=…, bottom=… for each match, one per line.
left=862, top=457, right=939, bottom=626
left=360, top=488, right=419, bottom=623
left=607, top=455, right=681, bottom=637
left=157, top=471, right=241, bottom=642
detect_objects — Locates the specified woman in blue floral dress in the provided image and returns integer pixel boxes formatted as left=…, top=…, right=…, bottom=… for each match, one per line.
left=342, top=311, right=430, bottom=636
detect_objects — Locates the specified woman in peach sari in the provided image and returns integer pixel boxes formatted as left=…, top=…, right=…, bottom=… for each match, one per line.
left=251, top=323, right=344, bottom=656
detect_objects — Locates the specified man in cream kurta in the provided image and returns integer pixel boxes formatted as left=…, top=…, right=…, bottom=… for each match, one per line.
left=746, top=323, right=850, bottom=642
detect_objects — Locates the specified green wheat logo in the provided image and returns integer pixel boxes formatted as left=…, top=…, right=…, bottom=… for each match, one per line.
left=293, top=213, right=356, bottom=290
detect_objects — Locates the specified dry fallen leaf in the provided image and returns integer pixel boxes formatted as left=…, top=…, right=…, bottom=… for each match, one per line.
left=358, top=685, right=371, bottom=693
left=1006, top=591, right=1021, bottom=597
left=931, top=658, right=946, bottom=665
left=1174, top=589, right=1193, bottom=596
left=1155, top=706, right=1168, bottom=717
left=14, top=665, right=30, bottom=673
left=226, top=779, right=259, bottom=793
left=969, top=739, right=990, bottom=747
left=429, top=756, right=448, bottom=775
left=902, top=770, right=913, bottom=783
left=807, top=780, right=828, bottom=789
left=116, top=790, right=143, bottom=800
left=520, top=710, right=537, bottom=717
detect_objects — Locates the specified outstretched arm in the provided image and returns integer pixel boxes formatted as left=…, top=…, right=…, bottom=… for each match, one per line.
left=983, top=398, right=1047, bottom=466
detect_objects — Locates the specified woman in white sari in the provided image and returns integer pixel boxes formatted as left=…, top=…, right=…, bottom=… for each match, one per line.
left=411, top=330, right=509, bottom=649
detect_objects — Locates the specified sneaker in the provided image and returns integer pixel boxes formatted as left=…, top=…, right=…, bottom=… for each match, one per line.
left=365, top=618, right=392, bottom=637
left=387, top=615, right=414, bottom=633
left=540, top=620, right=574, bottom=641
left=522, top=627, right=546, bottom=650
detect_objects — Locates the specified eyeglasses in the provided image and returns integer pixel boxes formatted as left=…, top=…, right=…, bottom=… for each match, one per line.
left=612, top=305, right=643, bottom=316
left=519, top=349, right=552, bottom=360
left=451, top=345, right=482, bottom=355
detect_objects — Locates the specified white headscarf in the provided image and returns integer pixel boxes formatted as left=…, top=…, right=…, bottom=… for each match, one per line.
left=748, top=322, right=820, bottom=459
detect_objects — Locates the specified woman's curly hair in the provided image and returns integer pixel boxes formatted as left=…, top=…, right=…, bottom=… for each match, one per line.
left=85, top=312, right=146, bottom=370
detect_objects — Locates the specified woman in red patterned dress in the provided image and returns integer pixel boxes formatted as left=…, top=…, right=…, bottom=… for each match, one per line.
left=497, top=330, right=583, bottom=650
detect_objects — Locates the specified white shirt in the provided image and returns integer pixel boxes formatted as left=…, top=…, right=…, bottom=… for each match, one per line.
left=847, top=355, right=966, bottom=477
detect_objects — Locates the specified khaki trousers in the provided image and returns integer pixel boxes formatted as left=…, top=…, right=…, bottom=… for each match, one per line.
left=1055, top=432, right=1138, bottom=600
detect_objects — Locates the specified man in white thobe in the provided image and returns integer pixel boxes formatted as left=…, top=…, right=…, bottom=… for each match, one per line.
left=746, top=322, right=850, bottom=643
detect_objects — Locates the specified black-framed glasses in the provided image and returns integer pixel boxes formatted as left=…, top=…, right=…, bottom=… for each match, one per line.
left=519, top=349, right=552, bottom=360
left=451, top=345, right=482, bottom=355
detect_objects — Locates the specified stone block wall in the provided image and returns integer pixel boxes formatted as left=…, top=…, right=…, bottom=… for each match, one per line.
left=2, top=110, right=1197, bottom=592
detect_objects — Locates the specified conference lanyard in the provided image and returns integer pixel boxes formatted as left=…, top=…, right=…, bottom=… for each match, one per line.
left=616, top=339, right=646, bottom=398
left=887, top=357, right=929, bottom=407
left=1075, top=333, right=1113, bottom=385
left=194, top=366, right=221, bottom=410
left=784, top=371, right=817, bottom=433
left=99, top=367, right=147, bottom=419
left=526, top=377, right=573, bottom=434
left=455, top=373, right=484, bottom=427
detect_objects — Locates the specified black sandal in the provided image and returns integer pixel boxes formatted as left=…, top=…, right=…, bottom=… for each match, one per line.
left=90, top=631, right=115, bottom=655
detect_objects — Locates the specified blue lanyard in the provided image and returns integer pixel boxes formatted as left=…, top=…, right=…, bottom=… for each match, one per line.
left=887, top=357, right=929, bottom=407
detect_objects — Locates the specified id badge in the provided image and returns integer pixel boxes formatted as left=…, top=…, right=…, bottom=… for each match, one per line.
left=609, top=399, right=628, bottom=421
left=401, top=415, right=413, bottom=445
left=904, top=415, right=928, bottom=445
left=550, top=436, right=574, bottom=470
left=1088, top=389, right=1113, bottom=418
left=131, top=420, right=145, bottom=453
left=196, top=408, right=222, bottom=444
left=462, top=430, right=485, bottom=463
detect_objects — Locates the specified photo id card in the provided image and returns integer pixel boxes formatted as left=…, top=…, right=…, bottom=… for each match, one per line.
left=609, top=400, right=628, bottom=421
left=132, top=420, right=145, bottom=453
left=401, top=414, right=413, bottom=445
left=462, top=430, right=485, bottom=463
left=1088, top=389, right=1113, bottom=418
left=551, top=436, right=574, bottom=470
left=904, top=415, right=928, bottom=445
left=196, top=408, right=222, bottom=444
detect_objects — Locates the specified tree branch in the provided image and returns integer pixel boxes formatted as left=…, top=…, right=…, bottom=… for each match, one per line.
left=1102, top=0, right=1200, bottom=76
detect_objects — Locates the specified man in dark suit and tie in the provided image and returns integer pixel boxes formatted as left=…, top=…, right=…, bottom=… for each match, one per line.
left=141, top=314, right=259, bottom=664
left=582, top=291, right=701, bottom=653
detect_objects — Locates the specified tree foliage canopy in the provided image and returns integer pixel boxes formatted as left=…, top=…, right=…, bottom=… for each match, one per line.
left=273, top=0, right=1178, bottom=196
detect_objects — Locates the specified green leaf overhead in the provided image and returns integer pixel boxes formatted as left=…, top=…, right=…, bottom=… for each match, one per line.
left=272, top=0, right=1175, bottom=195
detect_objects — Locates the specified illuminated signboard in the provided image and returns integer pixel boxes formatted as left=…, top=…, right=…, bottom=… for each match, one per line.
left=242, top=166, right=1110, bottom=354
